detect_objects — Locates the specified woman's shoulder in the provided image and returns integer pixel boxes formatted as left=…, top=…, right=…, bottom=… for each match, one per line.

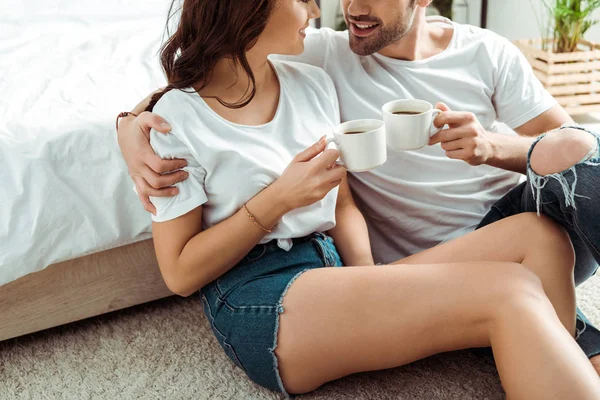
left=152, top=88, right=202, bottom=118
left=150, top=88, right=208, bottom=143
left=271, top=59, right=334, bottom=91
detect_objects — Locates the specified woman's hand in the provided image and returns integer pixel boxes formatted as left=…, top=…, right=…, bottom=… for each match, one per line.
left=117, top=111, right=189, bottom=214
left=273, top=136, right=346, bottom=211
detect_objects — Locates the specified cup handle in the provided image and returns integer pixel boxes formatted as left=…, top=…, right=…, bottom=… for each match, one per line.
left=325, top=137, right=345, bottom=167
left=429, top=109, right=444, bottom=136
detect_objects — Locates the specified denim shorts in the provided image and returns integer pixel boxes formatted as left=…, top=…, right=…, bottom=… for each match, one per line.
left=200, top=232, right=343, bottom=395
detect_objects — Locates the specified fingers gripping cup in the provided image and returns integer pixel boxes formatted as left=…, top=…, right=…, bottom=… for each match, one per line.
left=327, top=119, right=387, bottom=172
left=382, top=99, right=443, bottom=151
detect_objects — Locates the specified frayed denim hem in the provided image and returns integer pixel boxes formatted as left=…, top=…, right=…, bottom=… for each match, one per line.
left=576, top=308, right=600, bottom=358
left=269, top=268, right=310, bottom=399
left=527, top=126, right=600, bottom=216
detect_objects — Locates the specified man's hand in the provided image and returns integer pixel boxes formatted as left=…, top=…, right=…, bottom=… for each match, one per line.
left=429, top=103, right=494, bottom=166
left=117, top=111, right=188, bottom=215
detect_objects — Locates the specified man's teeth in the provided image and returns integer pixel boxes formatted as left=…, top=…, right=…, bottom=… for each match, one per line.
left=355, top=23, right=378, bottom=29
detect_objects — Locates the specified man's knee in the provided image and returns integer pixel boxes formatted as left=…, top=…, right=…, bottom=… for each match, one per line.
left=529, top=128, right=597, bottom=176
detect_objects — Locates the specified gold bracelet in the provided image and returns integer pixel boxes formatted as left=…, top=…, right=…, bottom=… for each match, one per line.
left=243, top=204, right=273, bottom=233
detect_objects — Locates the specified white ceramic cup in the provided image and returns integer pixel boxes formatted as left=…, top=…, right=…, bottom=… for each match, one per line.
left=382, top=99, right=443, bottom=151
left=326, top=119, right=387, bottom=172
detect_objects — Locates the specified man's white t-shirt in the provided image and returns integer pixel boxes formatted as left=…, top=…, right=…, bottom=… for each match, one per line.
left=148, top=60, right=341, bottom=251
left=282, top=17, right=557, bottom=263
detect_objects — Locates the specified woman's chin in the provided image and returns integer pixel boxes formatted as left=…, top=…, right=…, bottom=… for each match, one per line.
left=290, top=43, right=305, bottom=56
left=275, top=39, right=305, bottom=56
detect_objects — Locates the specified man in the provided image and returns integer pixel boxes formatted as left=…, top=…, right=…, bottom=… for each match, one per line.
left=117, top=0, right=600, bottom=371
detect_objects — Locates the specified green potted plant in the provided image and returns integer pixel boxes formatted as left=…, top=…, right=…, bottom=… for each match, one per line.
left=534, top=0, right=600, bottom=52
left=515, top=0, right=600, bottom=115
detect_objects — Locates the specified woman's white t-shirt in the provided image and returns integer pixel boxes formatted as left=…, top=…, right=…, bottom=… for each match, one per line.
left=148, top=60, right=341, bottom=251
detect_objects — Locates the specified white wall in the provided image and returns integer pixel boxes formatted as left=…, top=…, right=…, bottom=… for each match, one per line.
left=478, top=0, right=600, bottom=42
left=319, top=0, right=340, bottom=29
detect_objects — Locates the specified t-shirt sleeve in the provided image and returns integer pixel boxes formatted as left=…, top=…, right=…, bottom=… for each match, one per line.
left=492, top=38, right=558, bottom=130
left=147, top=95, right=208, bottom=223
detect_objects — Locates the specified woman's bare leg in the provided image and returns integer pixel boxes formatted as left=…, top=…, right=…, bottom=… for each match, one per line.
left=276, top=263, right=600, bottom=399
left=396, top=213, right=577, bottom=334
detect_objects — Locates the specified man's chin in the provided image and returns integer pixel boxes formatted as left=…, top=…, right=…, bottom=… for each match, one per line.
left=348, top=38, right=380, bottom=56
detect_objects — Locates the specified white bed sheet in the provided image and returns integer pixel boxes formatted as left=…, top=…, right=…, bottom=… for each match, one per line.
left=0, top=0, right=173, bottom=285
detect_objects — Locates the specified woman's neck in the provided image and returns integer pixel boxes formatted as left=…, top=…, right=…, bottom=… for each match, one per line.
left=199, top=48, right=273, bottom=101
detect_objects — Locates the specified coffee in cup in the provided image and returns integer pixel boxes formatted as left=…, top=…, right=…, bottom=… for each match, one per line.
left=327, top=119, right=387, bottom=172
left=392, top=111, right=423, bottom=115
left=382, top=99, right=443, bottom=151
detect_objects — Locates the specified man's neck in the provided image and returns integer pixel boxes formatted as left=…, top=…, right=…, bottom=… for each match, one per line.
left=377, top=12, right=453, bottom=61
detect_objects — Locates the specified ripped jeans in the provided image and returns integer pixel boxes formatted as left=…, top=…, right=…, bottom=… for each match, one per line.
left=478, top=125, right=600, bottom=358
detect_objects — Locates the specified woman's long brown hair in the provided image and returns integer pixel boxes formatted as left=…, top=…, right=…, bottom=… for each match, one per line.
left=147, top=0, right=276, bottom=112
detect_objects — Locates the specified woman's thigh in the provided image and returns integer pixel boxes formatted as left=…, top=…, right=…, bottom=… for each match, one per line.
left=275, top=261, right=541, bottom=394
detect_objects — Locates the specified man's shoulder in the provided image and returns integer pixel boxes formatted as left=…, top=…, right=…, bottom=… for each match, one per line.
left=453, top=22, right=513, bottom=52
left=445, top=22, right=523, bottom=71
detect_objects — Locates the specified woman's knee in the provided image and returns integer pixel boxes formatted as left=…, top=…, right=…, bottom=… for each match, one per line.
left=530, top=128, right=597, bottom=176
left=489, top=263, right=552, bottom=321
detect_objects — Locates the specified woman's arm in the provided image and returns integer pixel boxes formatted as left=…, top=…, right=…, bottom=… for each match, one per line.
left=327, top=175, right=374, bottom=266
left=153, top=140, right=346, bottom=297
left=153, top=184, right=288, bottom=297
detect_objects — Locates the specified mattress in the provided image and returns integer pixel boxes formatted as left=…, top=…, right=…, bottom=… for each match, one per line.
left=0, top=0, right=172, bottom=285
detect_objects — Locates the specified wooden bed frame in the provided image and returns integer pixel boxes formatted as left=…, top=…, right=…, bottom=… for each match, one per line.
left=0, top=239, right=173, bottom=342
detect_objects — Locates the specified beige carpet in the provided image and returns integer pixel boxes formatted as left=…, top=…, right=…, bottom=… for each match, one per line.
left=1, top=275, right=599, bottom=400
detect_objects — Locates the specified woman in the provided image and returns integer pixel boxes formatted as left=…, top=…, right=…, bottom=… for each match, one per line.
left=120, top=0, right=600, bottom=398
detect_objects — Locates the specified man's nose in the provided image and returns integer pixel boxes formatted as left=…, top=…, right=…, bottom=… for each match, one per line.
left=347, top=0, right=371, bottom=18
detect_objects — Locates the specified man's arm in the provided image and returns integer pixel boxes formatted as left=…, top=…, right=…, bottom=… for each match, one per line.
left=430, top=34, right=578, bottom=174
left=116, top=88, right=188, bottom=215
left=486, top=104, right=573, bottom=173
left=430, top=104, right=573, bottom=175
left=481, top=36, right=573, bottom=173
left=513, top=104, right=573, bottom=137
